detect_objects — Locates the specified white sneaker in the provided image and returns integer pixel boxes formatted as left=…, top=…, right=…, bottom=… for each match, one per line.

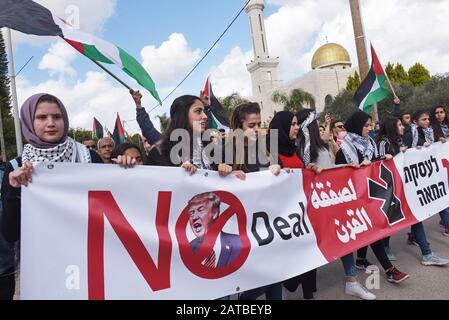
left=345, top=282, right=376, bottom=300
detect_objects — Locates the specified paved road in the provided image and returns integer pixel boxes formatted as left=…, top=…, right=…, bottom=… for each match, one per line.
left=284, top=214, right=449, bottom=300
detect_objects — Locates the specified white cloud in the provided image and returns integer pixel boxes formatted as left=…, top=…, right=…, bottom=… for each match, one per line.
left=38, top=41, right=77, bottom=77
left=141, top=33, right=201, bottom=85
left=16, top=71, right=173, bottom=135
left=210, top=47, right=253, bottom=97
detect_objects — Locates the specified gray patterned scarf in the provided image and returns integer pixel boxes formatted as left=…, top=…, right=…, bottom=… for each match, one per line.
left=299, top=111, right=317, bottom=167
left=22, top=137, right=91, bottom=163
left=410, top=124, right=434, bottom=147
left=340, top=132, right=378, bottom=164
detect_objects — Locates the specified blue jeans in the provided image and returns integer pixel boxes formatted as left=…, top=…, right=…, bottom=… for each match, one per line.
left=439, top=208, right=449, bottom=229
left=340, top=253, right=357, bottom=277
left=411, top=222, right=431, bottom=256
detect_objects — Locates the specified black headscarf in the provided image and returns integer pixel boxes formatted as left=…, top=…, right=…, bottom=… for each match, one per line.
left=345, top=111, right=371, bottom=136
left=268, top=111, right=296, bottom=156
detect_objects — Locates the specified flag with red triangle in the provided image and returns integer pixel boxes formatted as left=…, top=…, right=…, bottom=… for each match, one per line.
left=92, top=117, right=104, bottom=139
left=353, top=44, right=389, bottom=114
left=112, top=113, right=126, bottom=145
left=203, top=76, right=230, bottom=132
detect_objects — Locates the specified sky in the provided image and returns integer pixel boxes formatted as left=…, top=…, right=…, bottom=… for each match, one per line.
left=3, top=0, right=449, bottom=134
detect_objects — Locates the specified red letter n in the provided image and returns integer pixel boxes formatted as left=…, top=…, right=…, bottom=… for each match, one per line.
left=88, top=191, right=172, bottom=300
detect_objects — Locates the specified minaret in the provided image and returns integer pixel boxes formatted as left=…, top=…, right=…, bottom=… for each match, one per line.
left=245, top=0, right=280, bottom=118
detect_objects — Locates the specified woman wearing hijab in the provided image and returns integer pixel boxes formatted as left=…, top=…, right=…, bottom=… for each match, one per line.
left=1, top=93, right=103, bottom=243
left=266, top=111, right=321, bottom=300
left=376, top=117, right=449, bottom=266
left=295, top=110, right=378, bottom=299
left=336, top=111, right=409, bottom=284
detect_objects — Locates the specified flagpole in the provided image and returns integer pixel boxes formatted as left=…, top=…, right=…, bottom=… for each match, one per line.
left=89, top=59, right=132, bottom=91
left=5, top=28, right=23, bottom=156
left=384, top=70, right=398, bottom=99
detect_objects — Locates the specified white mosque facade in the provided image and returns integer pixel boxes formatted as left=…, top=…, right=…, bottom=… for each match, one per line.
left=244, top=0, right=358, bottom=121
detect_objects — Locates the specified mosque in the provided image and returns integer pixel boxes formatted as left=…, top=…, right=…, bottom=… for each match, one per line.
left=244, top=0, right=358, bottom=121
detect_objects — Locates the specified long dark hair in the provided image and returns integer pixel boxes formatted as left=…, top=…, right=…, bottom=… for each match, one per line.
left=158, top=95, right=202, bottom=165
left=111, top=142, right=143, bottom=160
left=229, top=103, right=261, bottom=171
left=376, top=117, right=402, bottom=155
left=430, top=105, right=449, bottom=140
left=230, top=103, right=261, bottom=130
left=296, top=109, right=328, bottom=163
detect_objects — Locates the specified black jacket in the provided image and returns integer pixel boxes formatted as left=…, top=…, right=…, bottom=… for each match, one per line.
left=403, top=125, right=426, bottom=148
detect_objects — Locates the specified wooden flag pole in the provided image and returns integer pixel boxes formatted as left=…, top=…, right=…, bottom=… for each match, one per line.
left=90, top=59, right=132, bottom=91
left=384, top=70, right=398, bottom=100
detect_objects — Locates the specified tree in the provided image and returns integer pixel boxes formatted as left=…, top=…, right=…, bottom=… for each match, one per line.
left=323, top=90, right=359, bottom=122
left=68, top=128, right=92, bottom=143
left=272, top=88, right=316, bottom=113
left=0, top=32, right=17, bottom=161
left=385, top=62, right=396, bottom=81
left=408, top=63, right=431, bottom=86
left=346, top=71, right=361, bottom=92
left=219, top=93, right=250, bottom=118
left=393, top=63, right=410, bottom=84
left=156, top=113, right=169, bottom=133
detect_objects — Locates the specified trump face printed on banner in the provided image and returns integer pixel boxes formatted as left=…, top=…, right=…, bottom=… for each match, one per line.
left=187, top=192, right=242, bottom=268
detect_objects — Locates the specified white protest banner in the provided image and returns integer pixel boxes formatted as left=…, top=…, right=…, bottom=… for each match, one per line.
left=20, top=142, right=449, bottom=299
left=21, top=164, right=326, bottom=300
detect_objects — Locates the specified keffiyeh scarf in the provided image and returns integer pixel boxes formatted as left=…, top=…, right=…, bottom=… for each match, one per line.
left=340, top=132, right=378, bottom=164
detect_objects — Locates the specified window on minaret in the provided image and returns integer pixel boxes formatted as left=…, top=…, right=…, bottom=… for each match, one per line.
left=261, top=34, right=266, bottom=53
left=258, top=14, right=263, bottom=32
left=266, top=72, right=272, bottom=81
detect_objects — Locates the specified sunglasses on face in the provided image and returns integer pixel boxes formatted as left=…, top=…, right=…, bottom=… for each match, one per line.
left=335, top=125, right=344, bottom=129
left=86, top=145, right=96, bottom=150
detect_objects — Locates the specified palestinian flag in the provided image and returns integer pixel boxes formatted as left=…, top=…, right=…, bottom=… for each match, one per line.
left=0, top=0, right=161, bottom=104
left=203, top=76, right=230, bottom=132
left=112, top=113, right=126, bottom=145
left=92, top=117, right=104, bottom=140
left=353, top=44, right=389, bottom=114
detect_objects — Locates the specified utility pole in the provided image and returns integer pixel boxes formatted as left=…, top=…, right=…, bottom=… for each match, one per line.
left=349, top=0, right=379, bottom=123
left=5, top=28, right=23, bottom=156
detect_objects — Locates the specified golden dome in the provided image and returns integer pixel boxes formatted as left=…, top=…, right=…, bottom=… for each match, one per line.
left=311, top=43, right=351, bottom=70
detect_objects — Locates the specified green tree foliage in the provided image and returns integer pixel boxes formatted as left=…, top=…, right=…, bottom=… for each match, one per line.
left=386, top=62, right=410, bottom=84
left=68, top=128, right=93, bottom=143
left=219, top=93, right=250, bottom=118
left=345, top=71, right=361, bottom=92
left=272, top=88, right=316, bottom=113
left=323, top=90, right=359, bottom=122
left=324, top=73, right=449, bottom=123
left=408, top=62, right=431, bottom=86
left=0, top=32, right=17, bottom=160
left=394, top=64, right=410, bottom=84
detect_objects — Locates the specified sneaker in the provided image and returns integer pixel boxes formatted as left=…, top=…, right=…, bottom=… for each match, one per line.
left=386, top=267, right=410, bottom=284
left=345, top=282, right=376, bottom=300
left=355, top=259, right=375, bottom=270
left=407, top=233, right=419, bottom=246
left=384, top=246, right=397, bottom=261
left=421, top=252, right=449, bottom=266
